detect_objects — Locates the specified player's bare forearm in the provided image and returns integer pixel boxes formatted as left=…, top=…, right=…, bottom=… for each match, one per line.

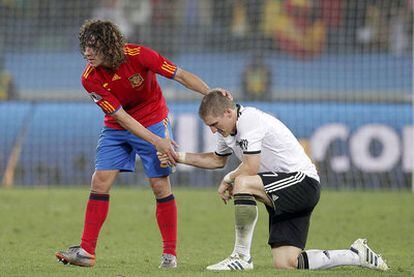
left=111, top=108, right=158, bottom=143
left=225, top=154, right=261, bottom=183
left=181, top=152, right=227, bottom=169
left=233, top=163, right=257, bottom=177
left=111, top=108, right=177, bottom=163
left=174, top=68, right=210, bottom=95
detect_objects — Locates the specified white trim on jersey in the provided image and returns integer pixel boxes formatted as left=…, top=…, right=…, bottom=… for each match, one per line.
left=264, top=172, right=306, bottom=193
left=261, top=172, right=279, bottom=177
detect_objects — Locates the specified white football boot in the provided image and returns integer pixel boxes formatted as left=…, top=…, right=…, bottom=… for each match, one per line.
left=159, top=253, right=177, bottom=269
left=55, top=245, right=96, bottom=267
left=206, top=253, right=253, bottom=271
left=350, top=238, right=389, bottom=271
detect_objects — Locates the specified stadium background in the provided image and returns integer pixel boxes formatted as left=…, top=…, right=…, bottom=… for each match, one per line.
left=0, top=0, right=412, bottom=189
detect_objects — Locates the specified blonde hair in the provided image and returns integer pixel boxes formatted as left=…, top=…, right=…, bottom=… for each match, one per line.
left=199, top=89, right=235, bottom=119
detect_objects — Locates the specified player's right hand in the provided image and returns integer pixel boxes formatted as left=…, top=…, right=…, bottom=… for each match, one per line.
left=157, top=151, right=186, bottom=167
left=154, top=138, right=177, bottom=166
left=218, top=181, right=233, bottom=204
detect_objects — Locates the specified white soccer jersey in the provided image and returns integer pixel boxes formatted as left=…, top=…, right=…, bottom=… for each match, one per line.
left=215, top=105, right=320, bottom=182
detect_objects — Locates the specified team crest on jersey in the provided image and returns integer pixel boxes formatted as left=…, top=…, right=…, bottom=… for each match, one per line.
left=236, top=139, right=248, bottom=151
left=128, top=73, right=144, bottom=88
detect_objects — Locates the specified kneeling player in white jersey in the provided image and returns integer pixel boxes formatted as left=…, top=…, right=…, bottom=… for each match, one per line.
left=159, top=90, right=389, bottom=271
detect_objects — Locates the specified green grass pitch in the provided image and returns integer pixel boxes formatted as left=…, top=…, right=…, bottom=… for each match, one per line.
left=0, top=187, right=413, bottom=276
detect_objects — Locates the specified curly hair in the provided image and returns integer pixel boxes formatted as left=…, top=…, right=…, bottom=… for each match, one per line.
left=79, top=19, right=125, bottom=69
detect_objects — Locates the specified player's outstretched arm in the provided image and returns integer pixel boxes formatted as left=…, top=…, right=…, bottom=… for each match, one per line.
left=112, top=107, right=177, bottom=164
left=173, top=67, right=210, bottom=95
left=158, top=151, right=227, bottom=169
left=173, top=68, right=234, bottom=100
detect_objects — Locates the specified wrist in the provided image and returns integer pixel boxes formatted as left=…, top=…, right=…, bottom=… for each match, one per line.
left=223, top=171, right=235, bottom=184
left=176, top=152, right=186, bottom=163
left=151, top=136, right=163, bottom=147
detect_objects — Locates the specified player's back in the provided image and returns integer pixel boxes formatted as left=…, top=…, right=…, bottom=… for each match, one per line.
left=238, top=107, right=319, bottom=181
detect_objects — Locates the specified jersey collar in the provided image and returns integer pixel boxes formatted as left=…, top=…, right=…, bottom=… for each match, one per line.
left=231, top=104, right=243, bottom=136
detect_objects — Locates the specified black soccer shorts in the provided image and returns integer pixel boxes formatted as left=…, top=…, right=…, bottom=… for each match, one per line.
left=258, top=171, right=320, bottom=250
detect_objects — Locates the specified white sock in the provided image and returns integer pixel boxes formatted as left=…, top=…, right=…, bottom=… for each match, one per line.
left=300, top=249, right=360, bottom=270
left=231, top=194, right=258, bottom=260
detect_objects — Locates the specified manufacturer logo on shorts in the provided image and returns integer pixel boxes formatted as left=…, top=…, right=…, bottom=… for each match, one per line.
left=271, top=194, right=279, bottom=202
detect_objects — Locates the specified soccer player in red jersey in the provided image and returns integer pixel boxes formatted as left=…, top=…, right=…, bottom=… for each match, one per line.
left=55, top=19, right=220, bottom=269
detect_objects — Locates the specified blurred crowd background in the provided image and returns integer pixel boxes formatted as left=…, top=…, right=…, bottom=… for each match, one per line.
left=0, top=0, right=412, bottom=100
left=0, top=0, right=412, bottom=188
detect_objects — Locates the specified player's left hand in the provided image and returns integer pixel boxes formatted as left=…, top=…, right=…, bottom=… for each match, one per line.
left=218, top=181, right=233, bottom=204
left=154, top=138, right=177, bottom=166
left=211, top=87, right=233, bottom=100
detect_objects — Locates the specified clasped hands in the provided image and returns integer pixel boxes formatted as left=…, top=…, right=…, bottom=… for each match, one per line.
left=154, top=138, right=178, bottom=166
left=157, top=150, right=234, bottom=205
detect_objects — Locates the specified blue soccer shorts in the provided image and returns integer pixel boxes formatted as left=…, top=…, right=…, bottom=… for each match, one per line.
left=95, top=118, right=173, bottom=178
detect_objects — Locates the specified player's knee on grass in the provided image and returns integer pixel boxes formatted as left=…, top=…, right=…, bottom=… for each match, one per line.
left=272, top=255, right=298, bottom=269
left=272, top=246, right=300, bottom=269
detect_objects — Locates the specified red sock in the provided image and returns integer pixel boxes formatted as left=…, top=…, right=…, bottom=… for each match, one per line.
left=156, top=194, right=177, bottom=257
left=80, top=193, right=110, bottom=255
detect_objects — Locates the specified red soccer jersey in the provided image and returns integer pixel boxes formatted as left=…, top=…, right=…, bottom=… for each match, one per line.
left=81, top=43, right=177, bottom=129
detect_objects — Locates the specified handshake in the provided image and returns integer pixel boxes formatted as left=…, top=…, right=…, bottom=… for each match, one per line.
left=157, top=151, right=187, bottom=168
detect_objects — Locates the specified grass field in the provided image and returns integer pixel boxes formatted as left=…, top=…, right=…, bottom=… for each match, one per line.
left=0, top=187, right=413, bottom=276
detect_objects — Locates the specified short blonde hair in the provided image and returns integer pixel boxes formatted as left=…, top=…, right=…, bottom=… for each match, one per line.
left=198, top=89, right=235, bottom=119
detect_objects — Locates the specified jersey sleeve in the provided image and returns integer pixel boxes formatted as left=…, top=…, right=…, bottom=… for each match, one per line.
left=238, top=110, right=265, bottom=154
left=136, top=45, right=177, bottom=79
left=81, top=72, right=121, bottom=115
left=214, top=135, right=233, bottom=157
